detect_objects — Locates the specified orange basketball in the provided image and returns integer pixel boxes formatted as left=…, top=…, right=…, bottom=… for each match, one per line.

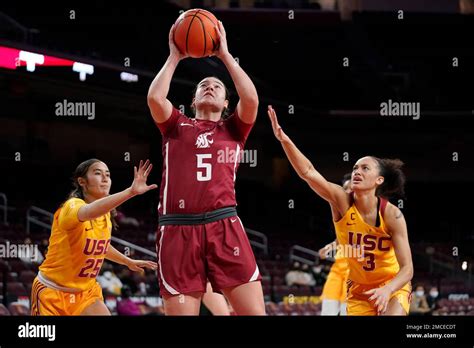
left=173, top=9, right=220, bottom=58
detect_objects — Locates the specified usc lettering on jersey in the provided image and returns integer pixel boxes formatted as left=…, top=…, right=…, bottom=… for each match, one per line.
left=39, top=198, right=111, bottom=291
left=334, top=198, right=399, bottom=285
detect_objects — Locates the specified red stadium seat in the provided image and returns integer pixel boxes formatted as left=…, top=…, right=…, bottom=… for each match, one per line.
left=8, top=302, right=29, bottom=316
left=7, top=272, right=18, bottom=281
left=19, top=270, right=37, bottom=284
left=7, top=282, right=27, bottom=296
left=265, top=302, right=278, bottom=315
left=279, top=303, right=294, bottom=315
left=273, top=285, right=290, bottom=299
left=0, top=259, right=9, bottom=272
left=438, top=299, right=448, bottom=306
left=25, top=283, right=33, bottom=297
left=0, top=303, right=10, bottom=316
left=272, top=276, right=284, bottom=285
left=293, top=285, right=313, bottom=296
left=307, top=302, right=321, bottom=313
left=29, top=263, right=40, bottom=273
left=263, top=260, right=276, bottom=267
left=7, top=260, right=29, bottom=273
left=262, top=284, right=272, bottom=295
left=288, top=285, right=300, bottom=294
left=270, top=267, right=286, bottom=277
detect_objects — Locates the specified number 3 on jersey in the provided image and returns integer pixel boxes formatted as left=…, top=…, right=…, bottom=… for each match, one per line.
left=196, top=154, right=212, bottom=181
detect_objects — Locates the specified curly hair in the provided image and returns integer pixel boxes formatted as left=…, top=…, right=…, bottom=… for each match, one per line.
left=370, top=157, right=406, bottom=199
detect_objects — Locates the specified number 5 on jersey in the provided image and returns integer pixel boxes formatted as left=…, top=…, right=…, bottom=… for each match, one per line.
left=196, top=154, right=212, bottom=181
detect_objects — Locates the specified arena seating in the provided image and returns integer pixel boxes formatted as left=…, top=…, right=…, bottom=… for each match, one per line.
left=0, top=220, right=472, bottom=316
left=0, top=303, right=10, bottom=315
left=8, top=302, right=29, bottom=315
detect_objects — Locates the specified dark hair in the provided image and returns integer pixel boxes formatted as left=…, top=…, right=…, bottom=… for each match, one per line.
left=370, top=157, right=406, bottom=199
left=191, top=76, right=231, bottom=119
left=342, top=173, right=352, bottom=185
left=65, top=158, right=118, bottom=230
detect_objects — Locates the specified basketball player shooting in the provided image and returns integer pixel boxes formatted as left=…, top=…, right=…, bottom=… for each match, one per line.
left=146, top=17, right=265, bottom=315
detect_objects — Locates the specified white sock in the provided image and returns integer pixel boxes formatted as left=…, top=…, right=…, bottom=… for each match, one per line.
left=321, top=299, right=341, bottom=315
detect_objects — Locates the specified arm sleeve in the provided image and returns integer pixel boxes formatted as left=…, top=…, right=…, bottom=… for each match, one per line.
left=226, top=109, right=255, bottom=144
left=154, top=106, right=185, bottom=138
left=58, top=198, right=86, bottom=231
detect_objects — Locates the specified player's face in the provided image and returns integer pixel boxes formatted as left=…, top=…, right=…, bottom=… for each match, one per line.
left=82, top=161, right=111, bottom=199
left=351, top=156, right=384, bottom=192
left=193, top=77, right=229, bottom=113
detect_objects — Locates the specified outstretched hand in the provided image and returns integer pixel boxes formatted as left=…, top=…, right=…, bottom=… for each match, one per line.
left=127, top=259, right=158, bottom=275
left=130, top=160, right=158, bottom=196
left=318, top=244, right=331, bottom=260
left=268, top=105, right=290, bottom=143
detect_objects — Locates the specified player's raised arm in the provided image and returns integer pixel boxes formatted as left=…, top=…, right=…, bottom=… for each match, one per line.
left=147, top=24, right=187, bottom=124
left=268, top=106, right=349, bottom=211
left=214, top=21, right=258, bottom=124
left=77, top=160, right=157, bottom=222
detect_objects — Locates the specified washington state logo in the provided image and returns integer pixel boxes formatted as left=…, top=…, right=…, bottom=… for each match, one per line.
left=195, top=132, right=214, bottom=149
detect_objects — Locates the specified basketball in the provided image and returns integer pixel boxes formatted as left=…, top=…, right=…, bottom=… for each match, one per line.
left=173, top=9, right=220, bottom=58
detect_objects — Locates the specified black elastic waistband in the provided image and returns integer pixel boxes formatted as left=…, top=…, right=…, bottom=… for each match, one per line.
left=158, top=206, right=237, bottom=226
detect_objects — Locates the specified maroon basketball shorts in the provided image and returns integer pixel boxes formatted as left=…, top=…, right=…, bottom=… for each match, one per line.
left=156, top=207, right=261, bottom=297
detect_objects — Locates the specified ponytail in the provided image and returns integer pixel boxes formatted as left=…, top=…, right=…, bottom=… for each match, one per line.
left=371, top=157, right=406, bottom=199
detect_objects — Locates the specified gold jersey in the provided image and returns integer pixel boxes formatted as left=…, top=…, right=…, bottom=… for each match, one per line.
left=39, top=198, right=111, bottom=291
left=334, top=197, right=399, bottom=285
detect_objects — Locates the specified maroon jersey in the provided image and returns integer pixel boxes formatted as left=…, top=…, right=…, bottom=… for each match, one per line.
left=155, top=107, right=254, bottom=215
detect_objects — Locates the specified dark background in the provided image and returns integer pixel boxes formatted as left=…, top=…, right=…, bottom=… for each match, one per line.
left=1, top=0, right=473, bottom=261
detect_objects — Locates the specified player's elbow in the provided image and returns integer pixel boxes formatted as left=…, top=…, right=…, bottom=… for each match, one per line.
left=77, top=205, right=94, bottom=222
left=299, top=165, right=313, bottom=181
left=147, top=94, right=165, bottom=108
left=239, top=94, right=259, bottom=112
left=76, top=208, right=87, bottom=222
left=301, top=168, right=324, bottom=191
left=245, top=95, right=259, bottom=110
left=300, top=171, right=311, bottom=184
